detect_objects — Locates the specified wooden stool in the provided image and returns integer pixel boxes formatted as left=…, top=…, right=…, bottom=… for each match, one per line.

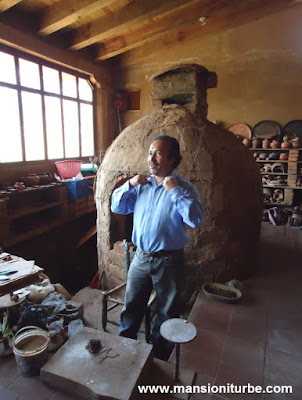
left=160, top=318, right=197, bottom=381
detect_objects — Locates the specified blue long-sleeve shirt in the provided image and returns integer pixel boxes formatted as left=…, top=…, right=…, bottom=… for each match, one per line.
left=111, top=170, right=204, bottom=252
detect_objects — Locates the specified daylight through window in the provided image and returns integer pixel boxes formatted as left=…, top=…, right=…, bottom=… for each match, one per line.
left=0, top=47, right=95, bottom=163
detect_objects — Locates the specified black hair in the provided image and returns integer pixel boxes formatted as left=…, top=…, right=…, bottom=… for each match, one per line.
left=152, top=135, right=182, bottom=169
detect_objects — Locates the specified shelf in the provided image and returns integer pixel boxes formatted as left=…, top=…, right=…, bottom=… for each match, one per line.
left=263, top=185, right=302, bottom=189
left=264, top=202, right=291, bottom=207
left=8, top=201, right=66, bottom=220
left=256, top=160, right=289, bottom=163
left=260, top=172, right=288, bottom=175
left=0, top=184, right=96, bottom=247
left=254, top=147, right=302, bottom=208
left=250, top=148, right=302, bottom=151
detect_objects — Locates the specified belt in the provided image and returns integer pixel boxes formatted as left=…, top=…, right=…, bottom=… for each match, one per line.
left=138, top=248, right=183, bottom=257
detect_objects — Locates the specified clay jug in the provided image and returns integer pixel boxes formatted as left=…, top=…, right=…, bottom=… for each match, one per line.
left=281, top=136, right=291, bottom=149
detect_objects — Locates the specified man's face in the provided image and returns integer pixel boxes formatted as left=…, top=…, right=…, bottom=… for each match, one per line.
left=148, top=139, right=175, bottom=177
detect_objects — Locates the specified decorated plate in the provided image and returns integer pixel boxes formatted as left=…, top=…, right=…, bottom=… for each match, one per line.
left=281, top=120, right=302, bottom=139
left=252, top=120, right=281, bottom=139
left=226, top=123, right=252, bottom=140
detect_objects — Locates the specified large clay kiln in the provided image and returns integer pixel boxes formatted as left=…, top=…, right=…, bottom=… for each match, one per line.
left=95, top=64, right=263, bottom=295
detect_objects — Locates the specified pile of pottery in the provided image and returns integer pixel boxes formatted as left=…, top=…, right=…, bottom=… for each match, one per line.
left=0, top=173, right=54, bottom=195
left=251, top=135, right=300, bottom=150
left=227, top=119, right=302, bottom=149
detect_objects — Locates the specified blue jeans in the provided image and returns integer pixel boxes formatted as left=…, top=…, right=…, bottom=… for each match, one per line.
left=118, top=248, right=184, bottom=346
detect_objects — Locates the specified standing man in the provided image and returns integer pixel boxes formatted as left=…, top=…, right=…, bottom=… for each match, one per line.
left=111, top=135, right=204, bottom=358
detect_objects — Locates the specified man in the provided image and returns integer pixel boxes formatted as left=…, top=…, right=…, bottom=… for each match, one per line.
left=111, top=135, right=203, bottom=357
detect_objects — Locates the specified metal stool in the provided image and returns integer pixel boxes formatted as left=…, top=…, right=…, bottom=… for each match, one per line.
left=160, top=318, right=197, bottom=381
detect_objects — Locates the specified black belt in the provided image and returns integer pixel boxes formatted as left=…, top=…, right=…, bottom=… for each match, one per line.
left=138, top=248, right=183, bottom=257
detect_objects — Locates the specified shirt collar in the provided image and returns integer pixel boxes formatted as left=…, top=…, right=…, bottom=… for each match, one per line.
left=148, top=169, right=177, bottom=186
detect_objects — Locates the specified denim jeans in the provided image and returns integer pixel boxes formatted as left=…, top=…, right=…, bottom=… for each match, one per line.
left=118, top=248, right=184, bottom=346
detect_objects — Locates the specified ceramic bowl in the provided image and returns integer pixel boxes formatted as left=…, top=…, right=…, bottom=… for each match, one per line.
left=202, top=282, right=242, bottom=304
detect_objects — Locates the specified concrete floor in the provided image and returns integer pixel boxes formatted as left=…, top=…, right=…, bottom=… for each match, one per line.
left=0, top=221, right=302, bottom=399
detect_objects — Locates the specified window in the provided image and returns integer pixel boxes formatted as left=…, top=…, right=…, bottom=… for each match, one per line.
left=0, top=46, right=95, bottom=163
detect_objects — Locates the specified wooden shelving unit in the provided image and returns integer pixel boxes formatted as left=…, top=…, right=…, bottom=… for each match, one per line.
left=250, top=147, right=302, bottom=207
left=0, top=182, right=96, bottom=246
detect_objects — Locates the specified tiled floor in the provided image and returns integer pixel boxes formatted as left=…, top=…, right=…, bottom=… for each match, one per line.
left=1, top=222, right=302, bottom=399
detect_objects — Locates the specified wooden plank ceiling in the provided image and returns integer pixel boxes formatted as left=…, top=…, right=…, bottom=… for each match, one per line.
left=0, top=0, right=300, bottom=63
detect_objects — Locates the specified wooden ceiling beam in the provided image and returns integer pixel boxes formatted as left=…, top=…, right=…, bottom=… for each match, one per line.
left=39, top=0, right=118, bottom=35
left=95, top=3, right=200, bottom=60
left=70, top=0, right=198, bottom=50
left=96, top=0, right=298, bottom=60
left=0, top=0, right=22, bottom=12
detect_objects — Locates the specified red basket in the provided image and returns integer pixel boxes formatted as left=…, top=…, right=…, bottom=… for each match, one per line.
left=55, top=160, right=82, bottom=180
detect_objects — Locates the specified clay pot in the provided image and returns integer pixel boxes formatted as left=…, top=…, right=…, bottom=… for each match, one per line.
left=279, top=152, right=288, bottom=161
left=252, top=138, right=260, bottom=149
left=27, top=174, right=40, bottom=186
left=270, top=139, right=280, bottom=149
left=38, top=173, right=53, bottom=185
left=262, top=138, right=270, bottom=149
left=268, top=152, right=279, bottom=160
left=289, top=206, right=302, bottom=226
left=290, top=135, right=300, bottom=148
left=258, top=153, right=267, bottom=160
left=281, top=136, right=291, bottom=149
left=242, top=138, right=251, bottom=147
left=13, top=182, right=25, bottom=190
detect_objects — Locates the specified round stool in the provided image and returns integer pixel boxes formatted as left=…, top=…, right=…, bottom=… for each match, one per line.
left=160, top=318, right=197, bottom=381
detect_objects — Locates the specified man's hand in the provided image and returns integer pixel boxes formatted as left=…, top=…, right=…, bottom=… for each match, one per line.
left=163, top=176, right=178, bottom=192
left=129, top=174, right=150, bottom=187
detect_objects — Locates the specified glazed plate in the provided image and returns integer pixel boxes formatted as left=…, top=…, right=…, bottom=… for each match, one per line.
left=253, top=120, right=281, bottom=139
left=282, top=120, right=302, bottom=139
left=202, top=282, right=242, bottom=304
left=226, top=123, right=252, bottom=140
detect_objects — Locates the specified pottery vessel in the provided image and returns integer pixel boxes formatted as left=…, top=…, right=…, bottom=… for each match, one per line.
left=252, top=138, right=260, bottom=149
left=38, top=173, right=53, bottom=185
left=13, top=182, right=25, bottom=190
left=268, top=152, right=279, bottom=160
left=242, top=138, right=251, bottom=147
left=270, top=139, right=280, bottom=149
left=262, top=138, right=270, bottom=149
left=290, top=135, right=300, bottom=148
left=27, top=174, right=40, bottom=186
left=289, top=206, right=302, bottom=226
left=281, top=136, right=291, bottom=149
left=279, top=152, right=288, bottom=161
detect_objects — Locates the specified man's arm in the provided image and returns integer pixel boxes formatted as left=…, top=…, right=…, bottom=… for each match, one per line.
left=111, top=174, right=150, bottom=215
left=163, top=177, right=204, bottom=228
left=170, top=186, right=204, bottom=228
left=111, top=180, right=137, bottom=215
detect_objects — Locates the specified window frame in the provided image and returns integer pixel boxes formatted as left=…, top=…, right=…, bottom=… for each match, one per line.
left=0, top=43, right=97, bottom=166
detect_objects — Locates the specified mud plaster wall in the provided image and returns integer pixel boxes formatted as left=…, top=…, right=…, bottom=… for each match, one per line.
left=111, top=5, right=302, bottom=132
left=96, top=105, right=263, bottom=293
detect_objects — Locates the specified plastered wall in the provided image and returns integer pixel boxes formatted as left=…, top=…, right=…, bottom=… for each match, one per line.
left=112, top=5, right=302, bottom=132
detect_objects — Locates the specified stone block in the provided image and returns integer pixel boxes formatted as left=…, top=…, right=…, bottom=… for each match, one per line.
left=41, top=327, right=153, bottom=400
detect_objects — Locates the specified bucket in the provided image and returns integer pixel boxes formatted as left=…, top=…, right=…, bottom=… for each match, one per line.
left=13, top=326, right=50, bottom=376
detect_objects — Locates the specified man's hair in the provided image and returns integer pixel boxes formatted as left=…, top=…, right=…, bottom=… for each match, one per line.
left=152, top=135, right=182, bottom=169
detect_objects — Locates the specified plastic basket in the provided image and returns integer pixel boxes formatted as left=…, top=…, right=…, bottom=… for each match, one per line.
left=64, top=179, right=90, bottom=199
left=55, top=160, right=82, bottom=180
